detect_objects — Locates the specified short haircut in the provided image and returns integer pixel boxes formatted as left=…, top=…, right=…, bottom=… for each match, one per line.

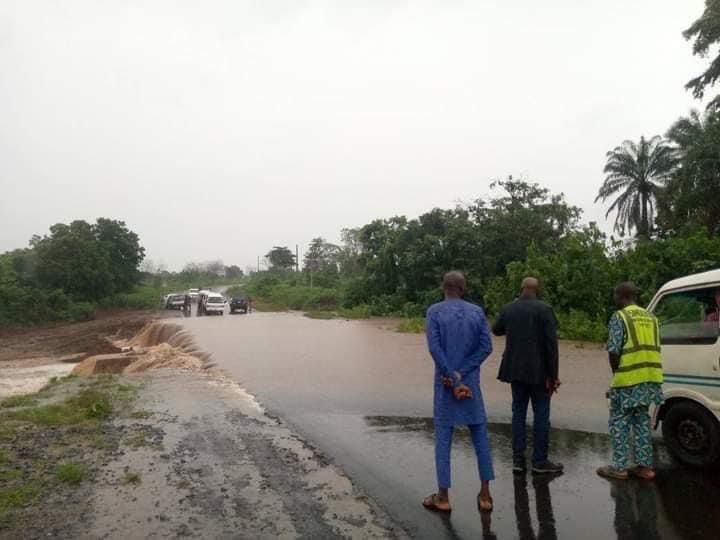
left=615, top=281, right=638, bottom=301
left=443, top=271, right=466, bottom=294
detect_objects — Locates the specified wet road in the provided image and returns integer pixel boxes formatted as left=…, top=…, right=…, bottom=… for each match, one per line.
left=180, top=312, right=720, bottom=539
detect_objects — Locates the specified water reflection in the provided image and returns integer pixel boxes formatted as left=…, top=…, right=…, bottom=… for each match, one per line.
left=363, top=415, right=720, bottom=539
left=513, top=473, right=559, bottom=540
left=610, top=481, right=660, bottom=540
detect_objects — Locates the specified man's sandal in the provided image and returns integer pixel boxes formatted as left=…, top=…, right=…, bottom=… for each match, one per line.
left=596, top=466, right=629, bottom=480
left=477, top=493, right=494, bottom=513
left=629, top=466, right=656, bottom=480
left=422, top=494, right=451, bottom=513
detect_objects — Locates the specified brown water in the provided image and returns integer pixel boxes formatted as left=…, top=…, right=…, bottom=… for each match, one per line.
left=179, top=312, right=720, bottom=539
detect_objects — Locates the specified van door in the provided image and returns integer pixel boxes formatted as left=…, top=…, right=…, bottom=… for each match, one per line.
left=651, top=285, right=720, bottom=403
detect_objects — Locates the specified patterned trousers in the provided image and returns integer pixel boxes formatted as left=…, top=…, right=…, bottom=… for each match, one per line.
left=609, top=402, right=653, bottom=469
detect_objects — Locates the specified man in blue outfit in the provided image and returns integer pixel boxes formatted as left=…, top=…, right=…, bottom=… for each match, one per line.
left=422, top=271, right=495, bottom=514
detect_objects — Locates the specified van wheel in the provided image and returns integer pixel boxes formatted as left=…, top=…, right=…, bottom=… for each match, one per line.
left=662, top=401, right=720, bottom=467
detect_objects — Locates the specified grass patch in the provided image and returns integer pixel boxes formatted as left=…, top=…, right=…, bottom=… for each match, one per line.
left=121, top=471, right=141, bottom=485
left=337, top=304, right=372, bottom=319
left=397, top=317, right=425, bottom=333
left=0, top=483, right=41, bottom=514
left=303, top=311, right=335, bottom=320
left=10, top=389, right=113, bottom=427
left=0, top=394, right=39, bottom=409
left=54, top=463, right=86, bottom=485
left=252, top=300, right=288, bottom=312
left=129, top=410, right=153, bottom=420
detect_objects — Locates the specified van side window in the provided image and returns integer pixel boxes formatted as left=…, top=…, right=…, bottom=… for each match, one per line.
left=654, top=287, right=720, bottom=345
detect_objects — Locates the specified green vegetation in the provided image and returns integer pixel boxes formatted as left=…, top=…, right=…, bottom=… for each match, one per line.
left=121, top=471, right=142, bottom=485
left=239, top=5, right=720, bottom=342
left=0, top=218, right=144, bottom=325
left=54, top=463, right=86, bottom=485
left=0, top=394, right=39, bottom=409
left=397, top=318, right=425, bottom=334
left=246, top=175, right=720, bottom=342
left=684, top=1, right=720, bottom=110
left=0, top=375, right=139, bottom=530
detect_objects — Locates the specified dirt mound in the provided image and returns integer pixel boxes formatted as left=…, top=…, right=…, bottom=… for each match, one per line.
left=72, top=353, right=138, bottom=376
left=123, top=344, right=204, bottom=373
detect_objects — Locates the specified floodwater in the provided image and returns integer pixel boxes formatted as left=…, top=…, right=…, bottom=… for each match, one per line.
left=180, top=312, right=720, bottom=539
left=0, top=362, right=75, bottom=398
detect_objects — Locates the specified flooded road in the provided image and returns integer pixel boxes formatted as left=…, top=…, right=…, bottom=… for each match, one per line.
left=180, top=312, right=720, bottom=539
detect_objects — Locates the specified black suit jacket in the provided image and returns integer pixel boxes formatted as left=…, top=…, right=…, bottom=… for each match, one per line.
left=492, top=297, right=559, bottom=385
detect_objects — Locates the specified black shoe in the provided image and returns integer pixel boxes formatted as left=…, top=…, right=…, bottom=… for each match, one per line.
left=513, top=458, right=527, bottom=473
left=532, top=460, right=564, bottom=474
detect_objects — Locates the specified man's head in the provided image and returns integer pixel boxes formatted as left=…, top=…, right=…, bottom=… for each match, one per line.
left=614, top=282, right=639, bottom=308
left=520, top=277, right=540, bottom=299
left=443, top=271, right=466, bottom=299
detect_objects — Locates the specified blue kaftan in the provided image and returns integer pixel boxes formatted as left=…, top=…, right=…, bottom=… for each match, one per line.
left=426, top=299, right=494, bottom=426
left=426, top=299, right=495, bottom=487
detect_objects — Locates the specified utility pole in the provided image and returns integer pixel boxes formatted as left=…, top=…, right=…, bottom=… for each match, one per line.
left=257, top=255, right=260, bottom=273
left=295, top=244, right=299, bottom=272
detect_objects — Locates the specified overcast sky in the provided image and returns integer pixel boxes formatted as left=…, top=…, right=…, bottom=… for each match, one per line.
left=0, top=0, right=709, bottom=271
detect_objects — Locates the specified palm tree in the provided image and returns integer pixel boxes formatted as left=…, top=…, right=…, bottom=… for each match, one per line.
left=596, top=136, right=677, bottom=238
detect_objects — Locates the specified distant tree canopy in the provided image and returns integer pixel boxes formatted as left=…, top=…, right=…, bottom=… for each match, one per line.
left=658, top=109, right=720, bottom=234
left=266, top=246, right=296, bottom=270
left=224, top=265, right=244, bottom=279
left=30, top=219, right=145, bottom=302
left=1, top=218, right=146, bottom=324
left=303, top=238, right=340, bottom=274
left=684, top=0, right=720, bottom=109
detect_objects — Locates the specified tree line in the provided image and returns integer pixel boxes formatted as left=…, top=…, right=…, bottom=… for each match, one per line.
left=246, top=4, right=720, bottom=339
left=0, top=219, right=246, bottom=326
left=0, top=219, right=145, bottom=324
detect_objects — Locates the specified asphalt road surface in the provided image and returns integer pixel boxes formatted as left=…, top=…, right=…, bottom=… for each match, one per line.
left=180, top=312, right=720, bottom=539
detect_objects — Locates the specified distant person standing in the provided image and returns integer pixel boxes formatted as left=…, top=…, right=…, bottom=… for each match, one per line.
left=493, top=277, right=563, bottom=475
left=597, top=282, right=663, bottom=481
left=422, top=271, right=495, bottom=514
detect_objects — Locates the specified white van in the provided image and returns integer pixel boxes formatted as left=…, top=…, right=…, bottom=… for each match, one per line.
left=203, top=292, right=226, bottom=316
left=648, top=269, right=720, bottom=467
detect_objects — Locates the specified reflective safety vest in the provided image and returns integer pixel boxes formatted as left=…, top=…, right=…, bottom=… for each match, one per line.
left=612, top=305, right=663, bottom=388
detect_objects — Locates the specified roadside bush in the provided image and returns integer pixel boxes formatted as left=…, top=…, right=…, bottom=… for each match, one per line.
left=336, top=304, right=373, bottom=319
left=65, top=302, right=96, bottom=322
left=557, top=310, right=607, bottom=343
left=397, top=317, right=425, bottom=333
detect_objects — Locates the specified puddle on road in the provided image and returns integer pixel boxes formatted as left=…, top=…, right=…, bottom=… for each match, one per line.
left=361, top=416, right=720, bottom=540
left=290, top=412, right=720, bottom=540
left=0, top=363, right=75, bottom=398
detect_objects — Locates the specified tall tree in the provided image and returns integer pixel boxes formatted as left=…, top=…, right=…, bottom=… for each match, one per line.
left=31, top=220, right=114, bottom=301
left=596, top=136, right=677, bottom=238
left=658, top=109, right=720, bottom=234
left=303, top=238, right=340, bottom=274
left=94, top=218, right=145, bottom=292
left=266, top=246, right=296, bottom=270
left=684, top=0, right=720, bottom=110
left=470, top=178, right=581, bottom=275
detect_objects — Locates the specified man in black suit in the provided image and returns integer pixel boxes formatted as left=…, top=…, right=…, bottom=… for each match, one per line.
left=493, top=277, right=563, bottom=475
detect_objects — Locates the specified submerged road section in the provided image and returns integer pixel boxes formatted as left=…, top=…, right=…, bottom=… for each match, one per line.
left=181, top=312, right=720, bottom=539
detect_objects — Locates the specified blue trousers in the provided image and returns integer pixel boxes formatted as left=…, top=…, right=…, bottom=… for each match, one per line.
left=435, top=423, right=494, bottom=489
left=511, top=382, right=551, bottom=465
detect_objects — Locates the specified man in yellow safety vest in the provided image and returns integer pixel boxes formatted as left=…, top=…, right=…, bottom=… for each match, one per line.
left=597, top=282, right=663, bottom=481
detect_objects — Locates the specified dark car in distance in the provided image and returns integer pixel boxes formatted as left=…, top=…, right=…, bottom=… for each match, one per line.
left=229, top=297, right=249, bottom=314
